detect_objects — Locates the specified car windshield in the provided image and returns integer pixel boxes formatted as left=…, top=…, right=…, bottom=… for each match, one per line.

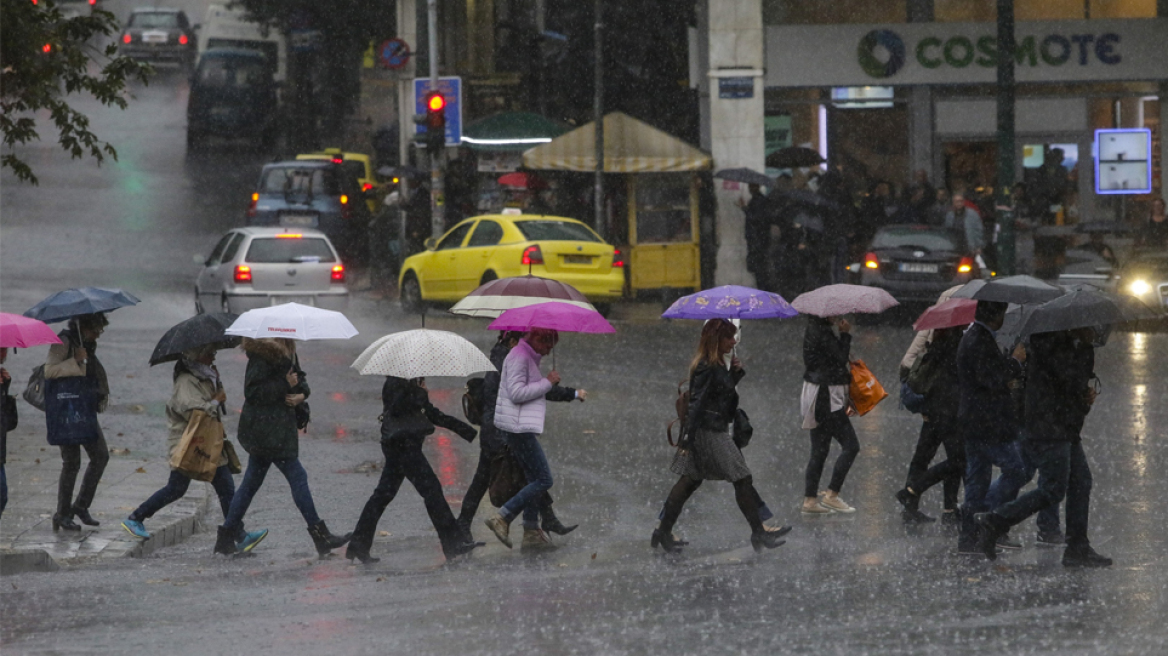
left=871, top=227, right=962, bottom=252
left=244, top=238, right=337, bottom=263
left=514, top=220, right=601, bottom=243
left=260, top=168, right=340, bottom=196
left=128, top=12, right=179, bottom=29
left=197, top=57, right=268, bottom=89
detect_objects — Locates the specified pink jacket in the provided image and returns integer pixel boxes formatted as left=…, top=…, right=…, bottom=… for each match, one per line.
left=493, top=339, right=553, bottom=435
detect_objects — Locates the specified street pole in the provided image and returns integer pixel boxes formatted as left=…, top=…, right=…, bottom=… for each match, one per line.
left=593, top=0, right=605, bottom=238
left=428, top=0, right=445, bottom=238
left=995, top=0, right=1016, bottom=275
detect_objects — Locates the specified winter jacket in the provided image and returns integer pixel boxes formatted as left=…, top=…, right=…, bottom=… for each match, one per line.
left=957, top=322, right=1022, bottom=444
left=380, top=376, right=476, bottom=443
left=1024, top=332, right=1093, bottom=443
left=919, top=330, right=961, bottom=420
left=481, top=340, right=576, bottom=450
left=166, top=362, right=227, bottom=467
left=684, top=361, right=744, bottom=439
left=44, top=326, right=109, bottom=412
left=237, top=339, right=308, bottom=460
left=494, top=339, right=553, bottom=435
left=803, top=317, right=852, bottom=386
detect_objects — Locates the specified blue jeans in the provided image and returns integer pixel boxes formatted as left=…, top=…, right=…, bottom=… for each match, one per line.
left=961, top=439, right=1032, bottom=545
left=1022, top=441, right=1062, bottom=535
left=222, top=456, right=320, bottom=531
left=500, top=432, right=553, bottom=529
left=131, top=465, right=236, bottom=522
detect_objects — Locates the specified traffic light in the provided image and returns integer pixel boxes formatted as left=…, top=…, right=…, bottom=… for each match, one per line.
left=422, top=91, right=446, bottom=151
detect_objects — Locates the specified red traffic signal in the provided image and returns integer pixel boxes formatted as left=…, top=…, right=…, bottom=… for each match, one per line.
left=426, top=92, right=446, bottom=113
left=424, top=91, right=446, bottom=139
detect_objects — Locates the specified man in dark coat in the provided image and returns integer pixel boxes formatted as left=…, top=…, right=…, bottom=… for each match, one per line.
left=973, top=329, right=1112, bottom=566
left=740, top=184, right=773, bottom=290
left=956, top=301, right=1032, bottom=555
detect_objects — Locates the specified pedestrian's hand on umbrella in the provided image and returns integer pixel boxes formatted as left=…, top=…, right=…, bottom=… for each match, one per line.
left=74, top=347, right=88, bottom=364
left=1085, top=387, right=1097, bottom=407
left=285, top=393, right=305, bottom=407
left=730, top=356, right=743, bottom=372
left=547, top=370, right=561, bottom=386
left=285, top=370, right=300, bottom=388
left=212, top=389, right=227, bottom=404
left=576, top=389, right=588, bottom=402
left=837, top=318, right=852, bottom=334
left=1011, top=343, right=1027, bottom=364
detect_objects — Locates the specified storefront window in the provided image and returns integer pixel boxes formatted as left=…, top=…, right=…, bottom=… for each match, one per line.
left=635, top=174, right=692, bottom=244
left=1023, top=143, right=1080, bottom=224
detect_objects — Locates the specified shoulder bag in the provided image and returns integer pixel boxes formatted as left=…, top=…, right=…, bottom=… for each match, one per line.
left=44, top=375, right=100, bottom=446
left=170, top=409, right=226, bottom=482
left=849, top=359, right=888, bottom=417
left=22, top=364, right=47, bottom=412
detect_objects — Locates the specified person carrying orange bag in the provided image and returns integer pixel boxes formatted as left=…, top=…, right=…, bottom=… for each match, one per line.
left=849, top=359, right=888, bottom=416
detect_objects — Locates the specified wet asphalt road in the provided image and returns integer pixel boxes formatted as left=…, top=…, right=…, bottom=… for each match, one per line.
left=3, top=36, right=1168, bottom=656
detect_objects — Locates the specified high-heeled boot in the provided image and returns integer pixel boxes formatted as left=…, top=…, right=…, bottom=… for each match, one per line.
left=52, top=513, right=82, bottom=532
left=540, top=508, right=578, bottom=536
left=308, top=521, right=351, bottom=557
left=214, top=526, right=239, bottom=555
left=72, top=506, right=101, bottom=526
left=750, top=528, right=787, bottom=552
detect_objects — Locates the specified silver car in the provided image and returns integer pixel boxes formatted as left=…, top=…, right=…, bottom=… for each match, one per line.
left=194, top=227, right=349, bottom=314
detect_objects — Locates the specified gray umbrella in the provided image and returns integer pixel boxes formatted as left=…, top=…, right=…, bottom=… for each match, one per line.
left=951, top=275, right=1065, bottom=305
left=714, top=168, right=774, bottom=188
left=1015, top=288, right=1162, bottom=338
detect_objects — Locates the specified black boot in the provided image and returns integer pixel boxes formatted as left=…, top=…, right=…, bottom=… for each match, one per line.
left=52, top=513, right=82, bottom=532
left=443, top=539, right=485, bottom=560
left=308, top=521, right=351, bottom=557
left=750, top=529, right=787, bottom=552
left=650, top=528, right=684, bottom=553
left=1062, top=544, right=1113, bottom=568
left=214, top=526, right=238, bottom=555
left=974, top=512, right=1009, bottom=561
left=345, top=540, right=380, bottom=564
left=72, top=506, right=101, bottom=527
left=541, top=508, right=578, bottom=536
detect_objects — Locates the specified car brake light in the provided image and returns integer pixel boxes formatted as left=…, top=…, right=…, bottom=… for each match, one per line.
left=42, top=43, right=52, bottom=53
left=521, top=245, right=544, bottom=266
left=331, top=264, right=345, bottom=282
left=957, top=256, right=974, bottom=274
left=362, top=183, right=373, bottom=192
left=234, top=265, right=252, bottom=283
left=122, top=34, right=131, bottom=44
left=179, top=34, right=188, bottom=45
left=246, top=192, right=258, bottom=218
left=275, top=233, right=302, bottom=239
left=339, top=194, right=352, bottom=219
left=340, top=194, right=348, bottom=205
left=864, top=252, right=879, bottom=269
left=612, top=248, right=624, bottom=268
left=331, top=156, right=343, bottom=164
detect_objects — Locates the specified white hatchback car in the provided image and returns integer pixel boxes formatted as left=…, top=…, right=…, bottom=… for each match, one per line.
left=195, top=227, right=349, bottom=314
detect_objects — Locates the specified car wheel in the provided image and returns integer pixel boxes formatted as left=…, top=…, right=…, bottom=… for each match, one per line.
left=194, top=288, right=205, bottom=315
left=480, top=270, right=498, bottom=285
left=400, top=272, right=423, bottom=314
left=594, top=302, right=612, bottom=318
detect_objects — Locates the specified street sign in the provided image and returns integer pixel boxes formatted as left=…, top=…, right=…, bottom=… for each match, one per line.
left=289, top=29, right=321, bottom=53
left=414, top=77, right=462, bottom=146
left=1094, top=128, right=1152, bottom=195
left=718, top=77, right=754, bottom=99
left=378, top=38, right=410, bottom=70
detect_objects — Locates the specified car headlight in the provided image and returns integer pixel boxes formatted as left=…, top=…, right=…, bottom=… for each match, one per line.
left=1129, top=279, right=1151, bottom=296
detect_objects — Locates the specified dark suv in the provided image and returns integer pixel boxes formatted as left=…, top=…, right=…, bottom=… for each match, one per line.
left=187, top=49, right=277, bottom=149
left=857, top=224, right=983, bottom=303
left=246, top=160, right=372, bottom=263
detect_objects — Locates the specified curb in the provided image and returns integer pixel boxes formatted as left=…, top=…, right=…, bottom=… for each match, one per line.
left=0, top=549, right=61, bottom=576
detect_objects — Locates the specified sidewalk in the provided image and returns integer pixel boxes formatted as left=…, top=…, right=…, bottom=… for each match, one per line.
left=0, top=429, right=211, bottom=575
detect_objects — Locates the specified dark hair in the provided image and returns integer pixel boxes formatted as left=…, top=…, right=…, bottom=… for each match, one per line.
left=974, top=300, right=1008, bottom=323
left=76, top=313, right=109, bottom=331
left=689, top=319, right=737, bottom=377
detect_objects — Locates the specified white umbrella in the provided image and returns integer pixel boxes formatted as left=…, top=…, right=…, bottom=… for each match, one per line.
left=225, top=303, right=358, bottom=341
left=351, top=329, right=495, bottom=378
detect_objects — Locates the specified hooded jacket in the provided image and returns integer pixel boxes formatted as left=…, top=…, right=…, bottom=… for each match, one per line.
left=494, top=339, right=553, bottom=435
left=166, top=360, right=227, bottom=467
left=237, top=338, right=308, bottom=460
left=481, top=339, right=576, bottom=449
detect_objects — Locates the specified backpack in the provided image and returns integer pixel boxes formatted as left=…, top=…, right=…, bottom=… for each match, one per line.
left=462, top=377, right=485, bottom=426
left=906, top=345, right=944, bottom=397
left=666, top=379, right=689, bottom=447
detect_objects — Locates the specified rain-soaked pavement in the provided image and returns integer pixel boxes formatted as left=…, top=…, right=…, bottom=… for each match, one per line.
left=3, top=15, right=1168, bottom=653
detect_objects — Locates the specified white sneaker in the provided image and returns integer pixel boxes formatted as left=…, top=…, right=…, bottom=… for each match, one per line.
left=801, top=497, right=834, bottom=514
left=818, top=492, right=856, bottom=513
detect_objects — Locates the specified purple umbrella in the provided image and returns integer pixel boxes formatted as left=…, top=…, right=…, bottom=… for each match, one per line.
left=791, top=284, right=899, bottom=317
left=661, top=285, right=798, bottom=320
left=487, top=302, right=615, bottom=334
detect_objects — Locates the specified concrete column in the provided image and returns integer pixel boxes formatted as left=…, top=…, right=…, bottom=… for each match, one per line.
left=1160, top=82, right=1168, bottom=199
left=708, top=0, right=765, bottom=287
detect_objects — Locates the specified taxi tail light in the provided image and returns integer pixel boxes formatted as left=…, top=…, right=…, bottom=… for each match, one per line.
left=246, top=192, right=258, bottom=218
left=331, top=156, right=343, bottom=164
left=234, top=265, right=252, bottom=283
left=863, top=252, right=879, bottom=270
left=521, top=245, right=544, bottom=266
left=331, top=264, right=345, bottom=283
left=179, top=34, right=188, bottom=45
left=122, top=33, right=132, bottom=44
left=362, top=182, right=373, bottom=192
left=957, top=256, right=974, bottom=274
left=612, top=248, right=624, bottom=268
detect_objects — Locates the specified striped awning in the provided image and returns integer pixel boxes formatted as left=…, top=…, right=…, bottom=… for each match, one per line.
left=522, top=112, right=711, bottom=173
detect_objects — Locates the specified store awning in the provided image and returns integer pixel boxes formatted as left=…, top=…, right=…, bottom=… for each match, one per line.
left=461, top=112, right=569, bottom=152
left=522, top=112, right=711, bottom=173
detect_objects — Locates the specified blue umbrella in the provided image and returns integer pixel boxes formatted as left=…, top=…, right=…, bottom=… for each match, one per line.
left=24, top=287, right=141, bottom=324
left=661, top=285, right=798, bottom=320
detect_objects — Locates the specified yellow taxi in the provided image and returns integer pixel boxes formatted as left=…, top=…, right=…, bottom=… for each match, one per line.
left=296, top=148, right=380, bottom=212
left=398, top=212, right=626, bottom=313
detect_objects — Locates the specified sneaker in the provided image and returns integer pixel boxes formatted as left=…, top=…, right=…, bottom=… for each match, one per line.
left=236, top=529, right=268, bottom=554
left=801, top=498, right=833, bottom=514
left=1036, top=531, right=1065, bottom=547
left=996, top=533, right=1023, bottom=550
left=121, top=519, right=151, bottom=540
left=818, top=492, right=856, bottom=514
left=1062, top=545, right=1113, bottom=568
left=484, top=512, right=513, bottom=549
left=521, top=528, right=556, bottom=551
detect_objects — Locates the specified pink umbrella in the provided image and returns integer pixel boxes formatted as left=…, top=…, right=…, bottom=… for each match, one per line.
left=913, top=298, right=977, bottom=331
left=0, top=312, right=63, bottom=348
left=791, top=284, right=899, bottom=317
left=487, top=302, right=615, bottom=334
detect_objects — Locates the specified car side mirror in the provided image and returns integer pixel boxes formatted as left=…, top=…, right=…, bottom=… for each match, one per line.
left=424, top=237, right=438, bottom=251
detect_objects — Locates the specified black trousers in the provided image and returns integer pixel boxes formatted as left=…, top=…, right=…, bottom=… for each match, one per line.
left=805, top=411, right=860, bottom=498
left=58, top=433, right=109, bottom=516
left=350, top=437, right=462, bottom=555
left=992, top=439, right=1093, bottom=547
left=905, top=415, right=964, bottom=510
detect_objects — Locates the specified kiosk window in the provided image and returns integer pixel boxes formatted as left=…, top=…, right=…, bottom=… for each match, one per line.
left=635, top=175, right=691, bottom=243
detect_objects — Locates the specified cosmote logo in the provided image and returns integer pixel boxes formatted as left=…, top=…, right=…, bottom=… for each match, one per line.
left=857, top=29, right=906, bottom=78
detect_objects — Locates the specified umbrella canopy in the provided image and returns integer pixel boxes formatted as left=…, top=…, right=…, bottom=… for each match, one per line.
left=224, top=303, right=358, bottom=341
left=661, top=285, right=798, bottom=320
left=714, top=168, right=774, bottom=188
left=912, top=298, right=977, bottom=331
left=951, top=275, right=1064, bottom=305
left=791, top=284, right=899, bottom=317
left=0, top=313, right=63, bottom=348
left=522, top=112, right=711, bottom=173
left=487, top=302, right=615, bottom=334
left=351, top=329, right=495, bottom=379
left=497, top=171, right=548, bottom=190
left=149, top=313, right=241, bottom=366
left=1015, top=288, right=1162, bottom=338
left=765, top=146, right=824, bottom=169
left=24, top=287, right=141, bottom=324
left=450, top=275, right=596, bottom=318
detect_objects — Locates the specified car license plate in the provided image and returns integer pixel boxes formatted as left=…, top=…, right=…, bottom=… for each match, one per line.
left=562, top=255, right=593, bottom=265
left=280, top=214, right=317, bottom=227
left=898, top=262, right=939, bottom=274
left=142, top=31, right=168, bottom=44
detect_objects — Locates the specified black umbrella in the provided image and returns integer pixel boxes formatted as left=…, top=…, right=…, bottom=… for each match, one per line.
left=1015, top=288, right=1162, bottom=338
left=950, top=275, right=1064, bottom=305
left=714, top=168, right=774, bottom=188
left=149, top=312, right=240, bottom=366
left=25, top=287, right=141, bottom=324
left=765, top=147, right=824, bottom=169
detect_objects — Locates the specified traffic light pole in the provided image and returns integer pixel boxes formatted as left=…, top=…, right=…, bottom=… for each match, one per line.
left=427, top=0, right=445, bottom=238
left=995, top=0, right=1016, bottom=275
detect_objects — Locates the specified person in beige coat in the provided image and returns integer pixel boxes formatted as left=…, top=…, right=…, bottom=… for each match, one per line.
left=120, top=345, right=266, bottom=550
left=44, top=313, right=110, bottom=531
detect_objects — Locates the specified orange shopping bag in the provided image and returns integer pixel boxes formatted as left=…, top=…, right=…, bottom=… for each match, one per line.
left=849, top=359, right=888, bottom=416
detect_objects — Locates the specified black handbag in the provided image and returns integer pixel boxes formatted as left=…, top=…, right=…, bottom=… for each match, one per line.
left=2, top=394, right=17, bottom=432
left=294, top=401, right=311, bottom=431
left=488, top=447, right=527, bottom=507
left=732, top=408, right=753, bottom=449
